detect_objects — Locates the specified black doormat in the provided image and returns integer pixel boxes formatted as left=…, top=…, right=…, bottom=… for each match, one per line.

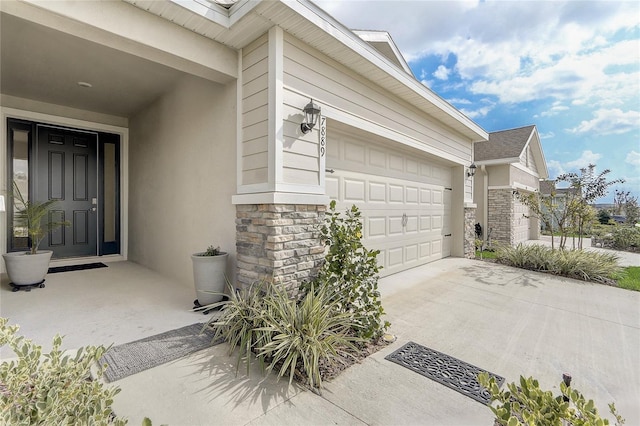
left=100, top=323, right=220, bottom=382
left=48, top=262, right=108, bottom=274
left=385, top=341, right=504, bottom=405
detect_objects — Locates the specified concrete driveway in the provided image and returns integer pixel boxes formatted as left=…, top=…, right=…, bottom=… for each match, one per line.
left=109, top=258, right=639, bottom=425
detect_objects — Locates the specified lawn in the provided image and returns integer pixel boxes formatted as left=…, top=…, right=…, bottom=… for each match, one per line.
left=618, top=266, right=640, bottom=291
left=475, top=250, right=497, bottom=260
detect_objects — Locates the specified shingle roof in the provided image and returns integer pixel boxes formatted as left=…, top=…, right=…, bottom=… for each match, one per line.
left=474, top=125, right=536, bottom=161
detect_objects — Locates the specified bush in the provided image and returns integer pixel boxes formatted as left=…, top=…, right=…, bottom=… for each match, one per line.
left=496, top=244, right=622, bottom=284
left=258, top=284, right=360, bottom=389
left=302, top=201, right=389, bottom=339
left=0, top=317, right=126, bottom=425
left=478, top=373, right=625, bottom=425
left=611, top=226, right=640, bottom=251
left=208, top=281, right=360, bottom=389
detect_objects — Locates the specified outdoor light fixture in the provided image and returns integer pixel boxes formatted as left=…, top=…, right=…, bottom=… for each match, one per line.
left=300, top=99, right=321, bottom=134
left=467, top=163, right=477, bottom=177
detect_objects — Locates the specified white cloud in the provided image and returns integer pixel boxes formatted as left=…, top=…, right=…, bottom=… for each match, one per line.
left=626, top=150, right=640, bottom=167
left=433, top=65, right=450, bottom=80
left=460, top=105, right=493, bottom=119
left=538, top=131, right=556, bottom=139
left=547, top=159, right=565, bottom=178
left=566, top=108, right=640, bottom=135
left=564, top=150, right=603, bottom=170
left=539, top=103, right=570, bottom=118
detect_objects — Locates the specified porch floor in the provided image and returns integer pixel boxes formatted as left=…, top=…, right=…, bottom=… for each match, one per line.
left=0, top=260, right=205, bottom=356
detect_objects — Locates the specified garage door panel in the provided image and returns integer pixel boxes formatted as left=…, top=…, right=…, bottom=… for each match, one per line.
left=420, top=189, right=431, bottom=204
left=344, top=142, right=366, bottom=164
left=406, top=216, right=418, bottom=233
left=389, top=185, right=403, bottom=203
left=420, top=216, right=431, bottom=231
left=432, top=190, right=443, bottom=205
left=326, top=176, right=339, bottom=199
left=344, top=178, right=366, bottom=202
left=369, top=182, right=386, bottom=202
left=388, top=247, right=403, bottom=267
left=405, top=244, right=418, bottom=262
left=389, top=154, right=404, bottom=172
left=432, top=239, right=442, bottom=255
left=432, top=215, right=443, bottom=230
left=389, top=216, right=403, bottom=235
left=406, top=186, right=419, bottom=204
left=369, top=148, right=386, bottom=168
left=368, top=217, right=386, bottom=238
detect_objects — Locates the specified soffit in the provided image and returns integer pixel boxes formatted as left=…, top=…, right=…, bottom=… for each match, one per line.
left=125, top=0, right=487, bottom=143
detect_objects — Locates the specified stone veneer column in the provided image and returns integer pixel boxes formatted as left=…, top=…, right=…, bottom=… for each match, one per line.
left=235, top=204, right=326, bottom=292
left=487, top=188, right=514, bottom=246
left=463, top=206, right=476, bottom=258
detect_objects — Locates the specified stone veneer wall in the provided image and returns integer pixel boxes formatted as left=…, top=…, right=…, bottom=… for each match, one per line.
left=235, top=204, right=326, bottom=292
left=487, top=188, right=514, bottom=246
left=464, top=207, right=476, bottom=258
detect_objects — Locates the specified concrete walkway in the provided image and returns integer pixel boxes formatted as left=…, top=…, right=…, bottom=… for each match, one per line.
left=105, top=259, right=639, bottom=425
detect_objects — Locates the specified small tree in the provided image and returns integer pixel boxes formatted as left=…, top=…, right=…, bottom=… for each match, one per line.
left=598, top=209, right=611, bottom=225
left=556, top=164, right=624, bottom=249
left=624, top=196, right=639, bottom=225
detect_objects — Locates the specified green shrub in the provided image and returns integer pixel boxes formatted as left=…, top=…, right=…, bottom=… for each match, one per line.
left=206, top=281, right=272, bottom=376
left=496, top=244, right=622, bottom=284
left=611, top=226, right=640, bottom=251
left=478, top=373, right=625, bottom=425
left=208, top=281, right=360, bottom=389
left=0, top=317, right=126, bottom=425
left=258, top=284, right=360, bottom=389
left=302, top=201, right=389, bottom=339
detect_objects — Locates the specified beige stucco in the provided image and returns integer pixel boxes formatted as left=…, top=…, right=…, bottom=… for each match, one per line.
left=128, top=75, right=237, bottom=287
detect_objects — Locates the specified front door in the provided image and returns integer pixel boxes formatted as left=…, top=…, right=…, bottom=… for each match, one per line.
left=35, top=125, right=98, bottom=258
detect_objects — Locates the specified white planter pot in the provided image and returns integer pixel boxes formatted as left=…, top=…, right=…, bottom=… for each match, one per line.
left=191, top=252, right=228, bottom=305
left=3, top=251, right=53, bottom=286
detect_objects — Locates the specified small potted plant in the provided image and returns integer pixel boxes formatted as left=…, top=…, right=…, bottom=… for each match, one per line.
left=191, top=245, right=228, bottom=309
left=3, top=181, right=69, bottom=290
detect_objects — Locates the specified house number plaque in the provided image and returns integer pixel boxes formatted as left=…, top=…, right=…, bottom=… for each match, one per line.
left=319, top=116, right=326, bottom=157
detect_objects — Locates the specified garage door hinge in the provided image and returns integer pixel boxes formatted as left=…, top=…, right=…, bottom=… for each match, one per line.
left=445, top=187, right=452, bottom=191
left=444, top=234, right=452, bottom=237
left=325, top=168, right=335, bottom=173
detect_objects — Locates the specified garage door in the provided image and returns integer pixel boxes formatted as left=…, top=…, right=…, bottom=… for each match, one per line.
left=326, top=132, right=452, bottom=277
left=513, top=197, right=531, bottom=243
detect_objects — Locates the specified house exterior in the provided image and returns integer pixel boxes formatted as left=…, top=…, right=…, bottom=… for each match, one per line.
left=473, top=125, right=549, bottom=246
left=1, top=0, right=487, bottom=291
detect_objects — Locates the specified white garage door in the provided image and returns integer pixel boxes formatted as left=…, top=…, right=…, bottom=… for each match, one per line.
left=326, top=132, right=452, bottom=277
left=513, top=197, right=531, bottom=243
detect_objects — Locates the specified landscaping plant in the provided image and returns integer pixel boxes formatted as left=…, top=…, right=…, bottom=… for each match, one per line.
left=496, top=244, right=622, bottom=285
left=205, top=280, right=272, bottom=376
left=257, top=284, right=360, bottom=389
left=478, top=373, right=625, bottom=426
left=0, top=317, right=126, bottom=425
left=302, top=200, right=390, bottom=339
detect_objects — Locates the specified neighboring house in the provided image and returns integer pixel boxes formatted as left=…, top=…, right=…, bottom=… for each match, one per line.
left=1, top=0, right=487, bottom=291
left=473, top=125, right=549, bottom=246
left=539, top=180, right=581, bottom=231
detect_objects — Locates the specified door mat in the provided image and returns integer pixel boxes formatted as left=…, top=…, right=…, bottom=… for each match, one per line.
left=100, top=323, right=220, bottom=382
left=48, top=263, right=108, bottom=273
left=385, top=341, right=504, bottom=405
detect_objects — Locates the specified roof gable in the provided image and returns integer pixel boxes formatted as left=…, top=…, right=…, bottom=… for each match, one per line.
left=352, top=30, right=414, bottom=77
left=474, top=125, right=549, bottom=178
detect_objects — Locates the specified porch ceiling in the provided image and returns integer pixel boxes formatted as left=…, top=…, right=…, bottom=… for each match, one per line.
left=0, top=13, right=187, bottom=118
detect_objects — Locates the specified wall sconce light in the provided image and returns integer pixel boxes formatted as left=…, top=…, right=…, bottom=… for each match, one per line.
left=300, top=99, right=321, bottom=134
left=467, top=163, right=477, bottom=178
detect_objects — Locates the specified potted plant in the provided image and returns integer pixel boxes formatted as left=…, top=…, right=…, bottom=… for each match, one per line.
left=2, top=181, right=69, bottom=290
left=191, top=245, right=228, bottom=310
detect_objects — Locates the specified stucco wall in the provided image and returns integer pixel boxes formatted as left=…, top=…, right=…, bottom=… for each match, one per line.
left=129, top=75, right=237, bottom=287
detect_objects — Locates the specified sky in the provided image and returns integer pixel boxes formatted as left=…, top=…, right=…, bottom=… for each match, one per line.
left=314, top=0, right=640, bottom=203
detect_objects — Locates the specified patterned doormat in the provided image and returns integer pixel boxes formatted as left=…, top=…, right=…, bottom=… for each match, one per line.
left=385, top=341, right=504, bottom=405
left=100, top=323, right=219, bottom=382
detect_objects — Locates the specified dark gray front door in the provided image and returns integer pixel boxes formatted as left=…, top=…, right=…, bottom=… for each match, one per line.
left=36, top=125, right=98, bottom=258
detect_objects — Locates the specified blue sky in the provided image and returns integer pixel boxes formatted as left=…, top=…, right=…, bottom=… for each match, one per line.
left=314, top=0, right=640, bottom=203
